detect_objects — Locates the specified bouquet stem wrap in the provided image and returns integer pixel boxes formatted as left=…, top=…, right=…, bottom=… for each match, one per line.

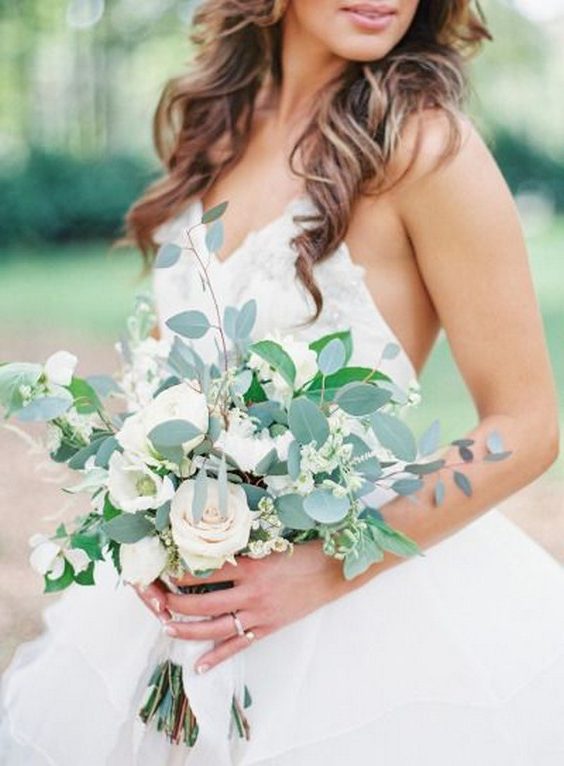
left=107, top=581, right=250, bottom=764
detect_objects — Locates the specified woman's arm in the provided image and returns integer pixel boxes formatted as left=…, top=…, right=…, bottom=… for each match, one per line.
left=135, top=112, right=560, bottom=671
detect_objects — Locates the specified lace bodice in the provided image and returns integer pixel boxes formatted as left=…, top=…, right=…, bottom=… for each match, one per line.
left=152, top=194, right=418, bottom=392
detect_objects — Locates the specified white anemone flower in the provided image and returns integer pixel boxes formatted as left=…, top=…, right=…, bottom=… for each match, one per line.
left=29, top=533, right=90, bottom=579
left=107, top=451, right=175, bottom=513
left=44, top=350, right=78, bottom=387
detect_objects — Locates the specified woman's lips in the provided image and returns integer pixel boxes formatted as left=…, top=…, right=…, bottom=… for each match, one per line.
left=340, top=4, right=397, bottom=31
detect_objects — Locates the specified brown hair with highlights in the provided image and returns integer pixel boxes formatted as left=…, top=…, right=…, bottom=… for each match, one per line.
left=121, top=0, right=491, bottom=317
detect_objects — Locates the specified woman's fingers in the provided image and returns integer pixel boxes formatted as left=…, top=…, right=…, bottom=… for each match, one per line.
left=164, top=610, right=254, bottom=642
left=165, top=584, right=250, bottom=618
left=131, top=580, right=171, bottom=621
left=194, top=629, right=261, bottom=673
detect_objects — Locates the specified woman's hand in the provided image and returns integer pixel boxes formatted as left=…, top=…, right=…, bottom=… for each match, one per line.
left=133, top=540, right=352, bottom=673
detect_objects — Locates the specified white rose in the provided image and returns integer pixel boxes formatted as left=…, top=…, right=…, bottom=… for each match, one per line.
left=120, top=536, right=168, bottom=586
left=44, top=350, right=78, bottom=387
left=116, top=383, right=209, bottom=467
left=29, top=533, right=90, bottom=579
left=107, top=451, right=175, bottom=513
left=170, top=478, right=253, bottom=572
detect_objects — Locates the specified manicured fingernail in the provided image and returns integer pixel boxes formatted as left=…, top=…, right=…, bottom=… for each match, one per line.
left=150, top=597, right=161, bottom=613
left=164, top=625, right=178, bottom=636
left=196, top=664, right=210, bottom=674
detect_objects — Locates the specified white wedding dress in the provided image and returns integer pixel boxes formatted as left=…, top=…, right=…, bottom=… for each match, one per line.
left=2, top=194, right=564, bottom=765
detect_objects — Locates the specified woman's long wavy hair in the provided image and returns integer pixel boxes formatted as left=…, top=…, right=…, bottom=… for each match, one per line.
left=122, top=0, right=491, bottom=317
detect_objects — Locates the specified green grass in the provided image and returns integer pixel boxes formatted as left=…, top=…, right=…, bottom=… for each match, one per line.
left=0, top=218, right=562, bottom=473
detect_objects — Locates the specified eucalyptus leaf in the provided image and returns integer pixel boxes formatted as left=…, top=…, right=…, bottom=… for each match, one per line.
left=201, top=200, right=228, bottom=224
left=486, top=430, right=505, bottom=455
left=218, top=455, right=228, bottom=518
left=155, top=243, right=182, bottom=269
left=404, top=459, right=446, bottom=476
left=453, top=470, right=472, bottom=497
left=275, top=494, right=316, bottom=531
left=381, top=342, right=401, bottom=360
left=309, top=331, right=353, bottom=365
left=223, top=306, right=239, bottom=341
left=192, top=470, right=208, bottom=524
left=86, top=374, right=122, bottom=398
left=484, top=451, right=512, bottom=462
left=208, top=415, right=222, bottom=442
left=241, top=483, right=269, bottom=510
left=371, top=412, right=417, bottom=462
left=15, top=394, right=73, bottom=422
left=288, top=397, right=330, bottom=447
left=94, top=436, right=122, bottom=468
left=418, top=419, right=441, bottom=457
left=102, top=512, right=154, bottom=544
left=287, top=440, right=302, bottom=480
left=317, top=338, right=346, bottom=376
left=166, top=310, right=210, bottom=340
left=167, top=336, right=198, bottom=379
left=255, top=448, right=278, bottom=476
left=391, top=478, right=424, bottom=496
left=235, top=300, right=257, bottom=340
left=0, top=362, right=42, bottom=416
left=368, top=520, right=421, bottom=558
left=434, top=478, right=446, bottom=506
left=148, top=419, right=201, bottom=449
left=343, top=530, right=384, bottom=580
left=249, top=340, right=296, bottom=386
left=336, top=382, right=391, bottom=417
left=232, top=370, right=253, bottom=397
left=303, top=489, right=349, bottom=523
left=205, top=219, right=224, bottom=253
left=155, top=501, right=172, bottom=531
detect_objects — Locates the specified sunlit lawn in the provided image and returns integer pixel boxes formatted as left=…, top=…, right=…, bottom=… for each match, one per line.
left=0, top=217, right=562, bottom=473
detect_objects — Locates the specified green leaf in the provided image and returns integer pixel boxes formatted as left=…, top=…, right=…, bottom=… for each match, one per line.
left=192, top=470, right=208, bottom=524
left=391, top=478, right=424, bottom=496
left=336, top=383, right=391, bottom=417
left=249, top=340, right=297, bottom=386
left=218, top=455, right=228, bottom=518
left=167, top=336, right=199, bottom=379
left=303, top=489, right=349, bottom=523
left=71, top=532, right=105, bottom=561
left=74, top=561, right=96, bottom=586
left=288, top=397, right=330, bottom=447
left=304, top=367, right=389, bottom=402
left=205, top=219, right=224, bottom=253
left=166, top=310, right=211, bottom=339
left=418, top=419, right=441, bottom=457
left=155, top=500, right=172, bottom=531
left=155, top=243, right=182, bottom=269
left=43, top=558, right=75, bottom=593
left=486, top=430, right=505, bottom=454
left=15, top=395, right=73, bottom=422
left=103, top=494, right=121, bottom=521
left=67, top=435, right=109, bottom=470
left=0, top=362, right=42, bottom=416
left=68, top=377, right=103, bottom=414
left=381, top=342, right=401, bottom=360
left=86, top=374, right=122, bottom=398
left=453, top=470, right=472, bottom=497
left=255, top=448, right=278, bottom=475
left=371, top=412, right=417, bottom=462
left=148, top=419, right=201, bottom=449
left=235, top=300, right=257, bottom=340
left=368, top=520, right=421, bottom=558
left=231, top=370, right=253, bottom=397
left=201, top=200, right=228, bottom=224
left=317, top=338, right=346, bottom=376
left=287, top=440, right=301, bottom=480
left=102, top=512, right=154, bottom=544
left=309, top=331, right=353, bottom=365
left=275, top=494, right=316, bottom=530
left=94, top=436, right=121, bottom=468
left=241, top=483, right=269, bottom=510
left=484, top=451, right=512, bottom=462
left=107, top=539, right=121, bottom=573
left=343, top=530, right=384, bottom=580
left=404, top=459, right=446, bottom=475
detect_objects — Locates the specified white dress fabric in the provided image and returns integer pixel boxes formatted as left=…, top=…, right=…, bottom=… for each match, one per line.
left=1, top=194, right=564, bottom=765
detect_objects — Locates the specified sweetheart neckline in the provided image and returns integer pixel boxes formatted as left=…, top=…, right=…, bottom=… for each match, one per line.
left=187, top=194, right=419, bottom=383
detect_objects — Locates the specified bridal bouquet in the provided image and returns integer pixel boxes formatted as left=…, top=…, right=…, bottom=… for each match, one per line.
left=0, top=201, right=511, bottom=750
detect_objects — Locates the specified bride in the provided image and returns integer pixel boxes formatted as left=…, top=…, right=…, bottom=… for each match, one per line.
left=2, top=1, right=564, bottom=763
